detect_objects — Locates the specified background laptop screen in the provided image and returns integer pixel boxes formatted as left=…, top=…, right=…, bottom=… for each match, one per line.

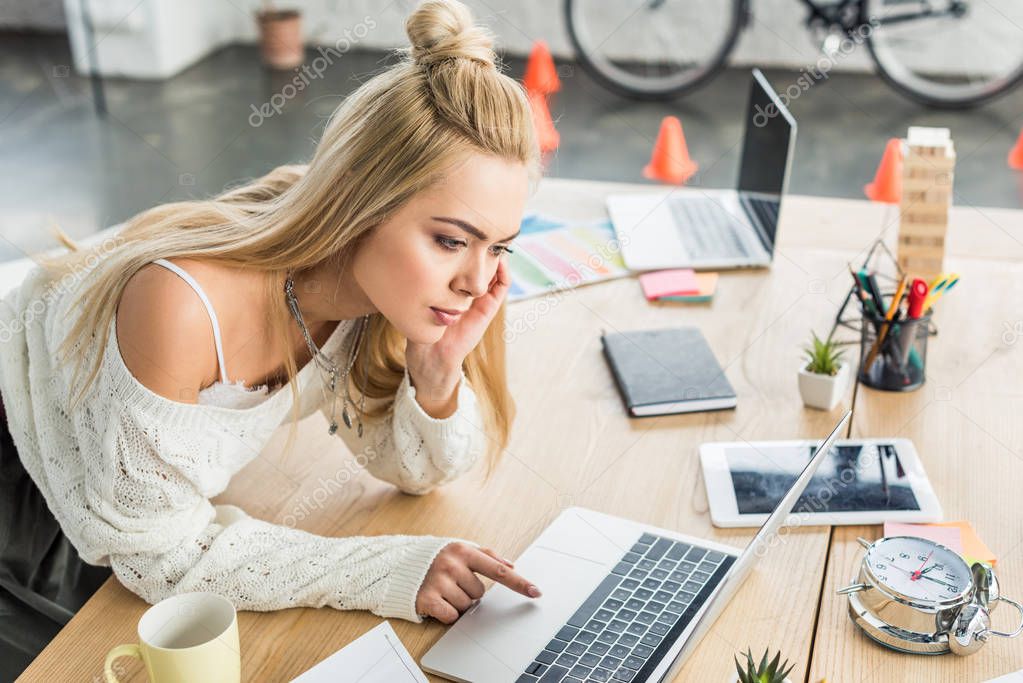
left=736, top=70, right=796, bottom=249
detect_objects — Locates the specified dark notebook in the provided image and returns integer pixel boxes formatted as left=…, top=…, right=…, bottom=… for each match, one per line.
left=601, top=326, right=737, bottom=416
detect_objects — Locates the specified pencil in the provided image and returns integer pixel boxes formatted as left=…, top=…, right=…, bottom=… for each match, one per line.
left=864, top=275, right=909, bottom=372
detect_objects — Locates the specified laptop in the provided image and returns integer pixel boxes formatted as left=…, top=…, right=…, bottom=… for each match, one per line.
left=421, top=410, right=851, bottom=683
left=606, top=68, right=797, bottom=272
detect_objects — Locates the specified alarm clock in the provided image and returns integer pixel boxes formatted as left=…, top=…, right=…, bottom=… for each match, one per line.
left=837, top=536, right=1023, bottom=655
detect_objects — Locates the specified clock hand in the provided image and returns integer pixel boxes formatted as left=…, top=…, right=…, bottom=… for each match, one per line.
left=911, top=551, right=934, bottom=581
left=917, top=573, right=957, bottom=589
left=888, top=563, right=958, bottom=590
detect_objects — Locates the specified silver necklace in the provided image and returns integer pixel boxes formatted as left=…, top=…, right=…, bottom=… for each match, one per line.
left=283, top=273, right=370, bottom=437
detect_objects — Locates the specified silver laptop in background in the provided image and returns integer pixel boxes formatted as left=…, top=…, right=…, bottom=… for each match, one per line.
left=421, top=411, right=851, bottom=683
left=607, top=68, right=797, bottom=272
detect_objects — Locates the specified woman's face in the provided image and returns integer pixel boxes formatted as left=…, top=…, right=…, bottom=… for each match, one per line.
left=352, top=153, right=529, bottom=344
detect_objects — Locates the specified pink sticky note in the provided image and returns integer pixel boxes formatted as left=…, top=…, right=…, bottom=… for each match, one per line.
left=639, top=269, right=699, bottom=300
left=883, top=522, right=963, bottom=554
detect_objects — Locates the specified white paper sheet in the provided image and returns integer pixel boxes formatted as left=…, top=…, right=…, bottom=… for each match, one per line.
left=290, top=622, right=428, bottom=683
left=985, top=672, right=1023, bottom=682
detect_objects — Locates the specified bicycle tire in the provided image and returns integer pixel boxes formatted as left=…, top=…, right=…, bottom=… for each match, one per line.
left=564, top=0, right=748, bottom=101
left=862, top=0, right=1023, bottom=109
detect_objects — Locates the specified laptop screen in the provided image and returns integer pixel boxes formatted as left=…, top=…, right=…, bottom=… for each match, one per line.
left=736, top=69, right=796, bottom=250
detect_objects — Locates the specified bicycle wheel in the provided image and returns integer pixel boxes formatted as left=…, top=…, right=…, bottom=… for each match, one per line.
left=864, top=0, right=1023, bottom=108
left=564, top=0, right=747, bottom=100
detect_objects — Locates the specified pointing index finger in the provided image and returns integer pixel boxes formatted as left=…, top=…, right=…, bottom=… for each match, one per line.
left=466, top=548, right=541, bottom=598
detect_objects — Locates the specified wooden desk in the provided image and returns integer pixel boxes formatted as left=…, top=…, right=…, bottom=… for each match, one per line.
left=21, top=179, right=1023, bottom=682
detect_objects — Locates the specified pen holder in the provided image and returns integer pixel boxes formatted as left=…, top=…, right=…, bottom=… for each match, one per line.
left=858, top=312, right=930, bottom=392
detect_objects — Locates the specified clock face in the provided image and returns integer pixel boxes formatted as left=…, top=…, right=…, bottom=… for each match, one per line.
left=866, top=536, right=972, bottom=604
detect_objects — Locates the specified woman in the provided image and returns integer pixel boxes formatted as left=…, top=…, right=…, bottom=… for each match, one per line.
left=0, top=0, right=541, bottom=675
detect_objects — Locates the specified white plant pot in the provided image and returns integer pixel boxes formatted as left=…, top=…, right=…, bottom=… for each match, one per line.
left=798, top=361, right=850, bottom=411
left=729, top=675, right=793, bottom=683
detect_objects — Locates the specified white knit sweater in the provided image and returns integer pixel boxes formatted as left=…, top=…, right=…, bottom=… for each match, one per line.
left=0, top=264, right=488, bottom=622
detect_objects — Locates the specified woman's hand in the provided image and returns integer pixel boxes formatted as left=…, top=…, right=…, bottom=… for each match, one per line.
left=405, top=258, right=511, bottom=415
left=415, top=541, right=540, bottom=624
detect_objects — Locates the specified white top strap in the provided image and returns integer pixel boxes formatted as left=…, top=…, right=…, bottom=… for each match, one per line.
left=151, top=258, right=230, bottom=384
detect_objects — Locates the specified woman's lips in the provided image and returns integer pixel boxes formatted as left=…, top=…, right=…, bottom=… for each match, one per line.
left=431, top=307, right=464, bottom=326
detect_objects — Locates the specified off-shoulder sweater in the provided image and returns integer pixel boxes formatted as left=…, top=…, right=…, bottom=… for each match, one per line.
left=0, top=263, right=487, bottom=622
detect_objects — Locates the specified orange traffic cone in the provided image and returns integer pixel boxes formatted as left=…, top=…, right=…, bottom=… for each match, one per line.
left=1009, top=128, right=1023, bottom=170
left=643, top=116, right=698, bottom=185
left=864, top=138, right=903, bottom=204
left=523, top=40, right=560, bottom=95
left=528, top=90, right=559, bottom=153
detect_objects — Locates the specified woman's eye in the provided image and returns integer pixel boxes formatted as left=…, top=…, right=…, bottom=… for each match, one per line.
left=435, top=236, right=466, bottom=251
left=491, top=245, right=515, bottom=256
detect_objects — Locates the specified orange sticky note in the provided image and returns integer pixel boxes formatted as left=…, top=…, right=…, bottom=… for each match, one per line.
left=931, top=521, right=997, bottom=566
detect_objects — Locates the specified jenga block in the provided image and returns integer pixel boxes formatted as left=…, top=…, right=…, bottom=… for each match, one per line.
left=899, top=226, right=948, bottom=242
left=898, top=240, right=946, bottom=258
left=899, top=233, right=945, bottom=248
left=902, top=177, right=954, bottom=194
left=899, top=220, right=948, bottom=234
left=899, top=256, right=945, bottom=281
left=905, top=153, right=956, bottom=168
left=904, top=209, right=949, bottom=224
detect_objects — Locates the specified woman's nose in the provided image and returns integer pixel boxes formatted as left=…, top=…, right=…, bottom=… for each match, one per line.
left=455, top=257, right=491, bottom=298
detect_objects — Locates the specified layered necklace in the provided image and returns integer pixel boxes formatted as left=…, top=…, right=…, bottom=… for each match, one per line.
left=283, top=272, right=371, bottom=437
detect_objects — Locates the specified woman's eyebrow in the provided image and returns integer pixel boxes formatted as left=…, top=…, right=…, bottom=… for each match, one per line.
left=431, top=216, right=520, bottom=243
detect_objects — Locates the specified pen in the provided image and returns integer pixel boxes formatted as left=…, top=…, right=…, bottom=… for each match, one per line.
left=896, top=278, right=929, bottom=378
left=854, top=269, right=883, bottom=327
left=864, top=275, right=908, bottom=372
left=906, top=278, right=928, bottom=320
left=864, top=270, right=887, bottom=317
left=848, top=264, right=875, bottom=320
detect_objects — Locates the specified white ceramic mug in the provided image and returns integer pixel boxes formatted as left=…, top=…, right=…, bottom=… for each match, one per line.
left=104, top=592, right=240, bottom=683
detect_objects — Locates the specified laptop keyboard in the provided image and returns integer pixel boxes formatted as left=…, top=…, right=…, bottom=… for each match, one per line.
left=740, top=194, right=779, bottom=232
left=515, top=533, right=734, bottom=683
left=667, top=197, right=754, bottom=261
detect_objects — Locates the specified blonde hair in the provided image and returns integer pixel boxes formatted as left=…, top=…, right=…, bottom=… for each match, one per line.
left=39, top=0, right=540, bottom=464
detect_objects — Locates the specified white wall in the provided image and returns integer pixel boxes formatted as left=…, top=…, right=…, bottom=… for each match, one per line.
left=63, top=0, right=239, bottom=79
left=59, top=0, right=1013, bottom=80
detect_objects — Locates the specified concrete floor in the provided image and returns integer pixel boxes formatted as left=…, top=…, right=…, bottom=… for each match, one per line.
left=1, top=31, right=1022, bottom=264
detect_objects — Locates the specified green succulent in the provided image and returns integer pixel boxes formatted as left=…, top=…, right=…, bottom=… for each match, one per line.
left=802, top=330, right=845, bottom=376
left=734, top=648, right=795, bottom=683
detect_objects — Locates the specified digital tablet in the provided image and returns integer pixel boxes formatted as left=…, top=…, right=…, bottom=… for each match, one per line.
left=700, top=438, right=942, bottom=527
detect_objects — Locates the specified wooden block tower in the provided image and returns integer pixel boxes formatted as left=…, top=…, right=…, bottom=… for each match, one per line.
left=897, top=126, right=955, bottom=281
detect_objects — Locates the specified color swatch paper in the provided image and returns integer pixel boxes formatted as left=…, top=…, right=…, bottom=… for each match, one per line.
left=507, top=215, right=629, bottom=302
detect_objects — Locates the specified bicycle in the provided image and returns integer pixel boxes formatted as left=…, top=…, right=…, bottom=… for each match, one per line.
left=565, top=0, right=1023, bottom=109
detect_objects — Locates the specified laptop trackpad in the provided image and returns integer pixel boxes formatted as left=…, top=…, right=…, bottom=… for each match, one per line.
left=421, top=512, right=628, bottom=682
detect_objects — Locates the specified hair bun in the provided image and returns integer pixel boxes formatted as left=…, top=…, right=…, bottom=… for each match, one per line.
left=406, top=0, right=495, bottom=69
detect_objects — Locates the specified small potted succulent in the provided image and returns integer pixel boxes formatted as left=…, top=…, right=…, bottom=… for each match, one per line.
left=256, top=1, right=304, bottom=70
left=798, top=330, right=849, bottom=411
left=731, top=648, right=795, bottom=683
